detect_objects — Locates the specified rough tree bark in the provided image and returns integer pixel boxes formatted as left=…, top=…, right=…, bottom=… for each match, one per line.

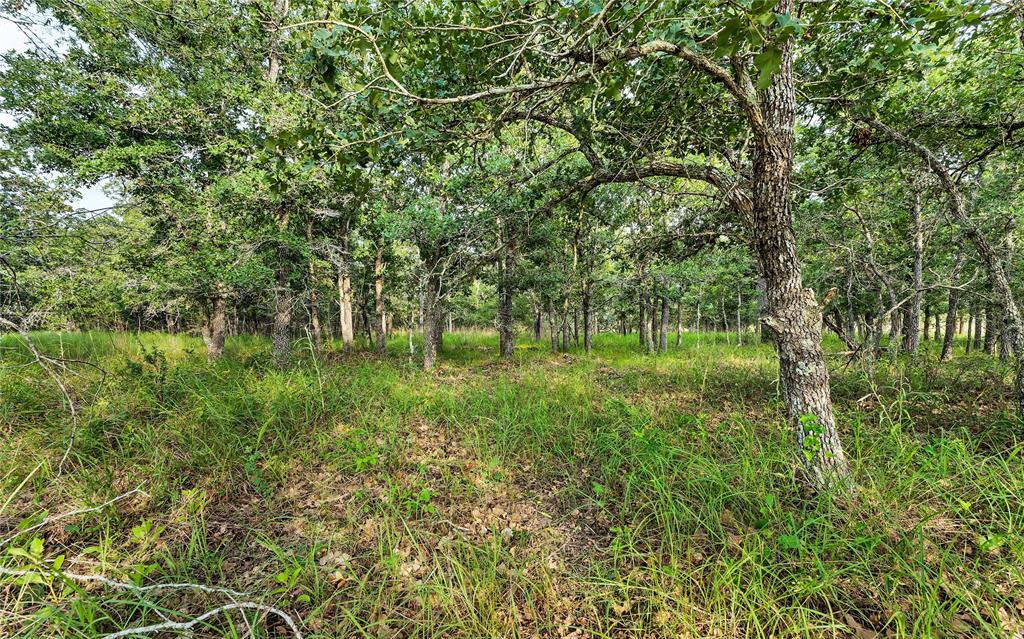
left=422, top=270, right=443, bottom=371
left=201, top=295, right=227, bottom=362
left=751, top=7, right=850, bottom=490
left=266, top=0, right=291, bottom=369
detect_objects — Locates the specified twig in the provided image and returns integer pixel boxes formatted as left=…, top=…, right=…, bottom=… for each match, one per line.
left=0, top=488, right=147, bottom=547
left=0, top=566, right=245, bottom=598
left=100, top=602, right=303, bottom=639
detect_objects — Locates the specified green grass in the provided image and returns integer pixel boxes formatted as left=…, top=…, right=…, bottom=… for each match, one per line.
left=1, top=330, right=1022, bottom=638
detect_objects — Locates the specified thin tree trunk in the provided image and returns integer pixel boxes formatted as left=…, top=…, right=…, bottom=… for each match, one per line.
left=272, top=245, right=292, bottom=369
left=659, top=296, right=669, bottom=353
left=844, top=269, right=855, bottom=341
left=373, top=244, right=387, bottom=355
left=984, top=304, right=997, bottom=354
left=647, top=293, right=656, bottom=350
left=941, top=251, right=965, bottom=361
left=675, top=301, right=683, bottom=348
left=497, top=218, right=516, bottom=358
left=737, top=290, right=743, bottom=346
left=497, top=267, right=514, bottom=359
left=582, top=278, right=593, bottom=354
left=904, top=188, right=923, bottom=355
left=337, top=241, right=354, bottom=350
left=548, top=302, right=559, bottom=352
left=638, top=287, right=647, bottom=347
left=973, top=305, right=984, bottom=351
left=696, top=300, right=702, bottom=348
left=1001, top=311, right=1013, bottom=362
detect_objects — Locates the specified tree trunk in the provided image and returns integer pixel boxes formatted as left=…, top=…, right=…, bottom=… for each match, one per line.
left=934, top=312, right=941, bottom=342
left=923, top=305, right=930, bottom=342
left=548, top=302, right=559, bottom=352
left=659, top=296, right=669, bottom=353
left=756, top=276, right=770, bottom=344
left=903, top=190, right=924, bottom=354
left=941, top=251, right=965, bottom=361
left=582, top=278, right=593, bottom=354
left=638, top=287, right=647, bottom=347
left=561, top=304, right=569, bottom=352
left=675, top=301, right=683, bottom=348
left=751, top=13, right=849, bottom=491
left=966, top=305, right=974, bottom=354
left=338, top=262, right=354, bottom=350
left=201, top=295, right=227, bottom=362
left=984, top=304, right=997, bottom=354
left=360, top=300, right=373, bottom=347
left=272, top=245, right=292, bottom=369
left=422, top=271, right=442, bottom=371
left=1001, top=312, right=1013, bottom=362
left=648, top=291, right=658, bottom=353
left=844, top=269, right=855, bottom=341
left=497, top=267, right=514, bottom=359
left=696, top=300, right=702, bottom=348
left=373, top=245, right=387, bottom=355
left=974, top=305, right=983, bottom=350
left=737, top=290, right=743, bottom=346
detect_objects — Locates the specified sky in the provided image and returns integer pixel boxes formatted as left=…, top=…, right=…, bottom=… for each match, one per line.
left=1, top=14, right=116, bottom=212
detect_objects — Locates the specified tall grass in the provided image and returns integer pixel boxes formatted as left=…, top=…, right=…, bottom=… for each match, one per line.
left=1, top=330, right=1021, bottom=638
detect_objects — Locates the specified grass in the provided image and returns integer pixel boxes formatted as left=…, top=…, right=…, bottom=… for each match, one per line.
left=1, top=329, right=1023, bottom=638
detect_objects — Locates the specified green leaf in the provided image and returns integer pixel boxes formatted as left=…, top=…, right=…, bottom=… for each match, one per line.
left=754, top=47, right=783, bottom=90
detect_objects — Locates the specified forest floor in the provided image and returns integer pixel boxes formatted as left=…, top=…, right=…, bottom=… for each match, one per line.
left=1, top=331, right=1022, bottom=638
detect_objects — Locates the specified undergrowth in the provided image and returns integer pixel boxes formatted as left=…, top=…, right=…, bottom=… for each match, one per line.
left=1, top=330, right=1022, bottom=638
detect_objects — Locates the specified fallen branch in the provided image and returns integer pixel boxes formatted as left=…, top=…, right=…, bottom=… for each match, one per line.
left=101, top=602, right=303, bottom=639
left=0, top=566, right=245, bottom=598
left=0, top=488, right=147, bottom=547
left=0, top=566, right=304, bottom=638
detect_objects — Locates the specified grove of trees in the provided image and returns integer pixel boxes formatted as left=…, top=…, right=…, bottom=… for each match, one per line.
left=3, top=1, right=1022, bottom=493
